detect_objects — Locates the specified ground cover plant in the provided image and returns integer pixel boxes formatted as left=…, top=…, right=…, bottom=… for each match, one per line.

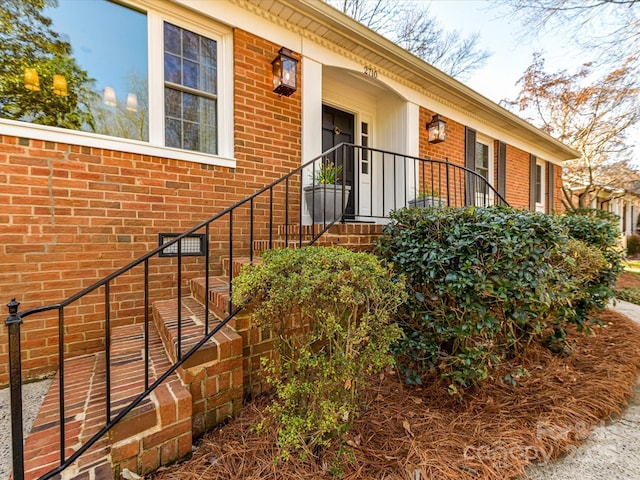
left=231, top=247, right=406, bottom=463
left=615, top=270, right=640, bottom=305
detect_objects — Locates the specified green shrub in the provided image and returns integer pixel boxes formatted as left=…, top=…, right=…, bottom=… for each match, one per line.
left=556, top=209, right=624, bottom=320
left=627, top=235, right=640, bottom=256
left=375, top=206, right=575, bottom=394
left=232, top=247, right=406, bottom=460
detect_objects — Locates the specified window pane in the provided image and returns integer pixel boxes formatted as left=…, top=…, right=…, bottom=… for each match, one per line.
left=184, top=122, right=200, bottom=151
left=165, top=88, right=181, bottom=118
left=183, top=93, right=199, bottom=122
left=475, top=142, right=489, bottom=170
left=164, top=23, right=181, bottom=55
left=164, top=53, right=181, bottom=84
left=3, top=0, right=149, bottom=141
left=183, top=60, right=199, bottom=89
left=165, top=117, right=182, bottom=149
left=202, top=38, right=217, bottom=66
left=183, top=30, right=200, bottom=61
left=536, top=165, right=543, bottom=203
left=163, top=22, right=217, bottom=154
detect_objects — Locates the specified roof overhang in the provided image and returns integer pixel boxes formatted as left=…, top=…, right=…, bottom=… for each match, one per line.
left=244, top=0, right=579, bottom=161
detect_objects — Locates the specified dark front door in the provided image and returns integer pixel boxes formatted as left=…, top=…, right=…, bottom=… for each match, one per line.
left=322, top=105, right=355, bottom=217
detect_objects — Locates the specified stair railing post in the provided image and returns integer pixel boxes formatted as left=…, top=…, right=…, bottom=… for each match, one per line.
left=445, top=157, right=451, bottom=207
left=5, top=298, right=24, bottom=480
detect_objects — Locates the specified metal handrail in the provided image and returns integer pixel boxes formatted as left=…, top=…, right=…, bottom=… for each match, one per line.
left=5, top=143, right=508, bottom=479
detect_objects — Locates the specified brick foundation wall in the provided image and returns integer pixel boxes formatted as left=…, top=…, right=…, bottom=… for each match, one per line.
left=0, top=29, right=302, bottom=385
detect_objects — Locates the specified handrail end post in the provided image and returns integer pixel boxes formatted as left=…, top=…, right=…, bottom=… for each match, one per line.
left=6, top=298, right=25, bottom=480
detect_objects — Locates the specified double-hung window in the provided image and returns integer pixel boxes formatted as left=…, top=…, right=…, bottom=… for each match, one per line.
left=0, top=0, right=232, bottom=165
left=474, top=136, right=494, bottom=206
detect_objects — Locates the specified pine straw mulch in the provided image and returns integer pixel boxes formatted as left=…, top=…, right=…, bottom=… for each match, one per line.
left=153, top=310, right=640, bottom=480
left=616, top=271, right=640, bottom=289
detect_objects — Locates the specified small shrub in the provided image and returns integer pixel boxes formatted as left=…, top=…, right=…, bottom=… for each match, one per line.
left=232, top=247, right=406, bottom=461
left=627, top=235, right=640, bottom=256
left=615, top=287, right=640, bottom=305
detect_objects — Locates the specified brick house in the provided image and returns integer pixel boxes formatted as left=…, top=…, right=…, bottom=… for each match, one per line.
left=1, top=0, right=579, bottom=477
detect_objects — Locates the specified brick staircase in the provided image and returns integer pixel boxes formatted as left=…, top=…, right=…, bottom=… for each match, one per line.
left=19, top=223, right=383, bottom=479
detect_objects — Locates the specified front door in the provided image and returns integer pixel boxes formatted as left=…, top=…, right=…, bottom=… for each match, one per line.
left=322, top=105, right=355, bottom=217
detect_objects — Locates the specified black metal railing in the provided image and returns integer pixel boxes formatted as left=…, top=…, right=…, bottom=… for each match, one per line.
left=5, top=143, right=507, bottom=479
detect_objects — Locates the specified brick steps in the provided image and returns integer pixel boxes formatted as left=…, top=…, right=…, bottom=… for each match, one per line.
left=22, top=323, right=191, bottom=479
left=152, top=297, right=243, bottom=437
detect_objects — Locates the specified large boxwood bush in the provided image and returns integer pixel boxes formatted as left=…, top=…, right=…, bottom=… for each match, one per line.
left=375, top=206, right=621, bottom=394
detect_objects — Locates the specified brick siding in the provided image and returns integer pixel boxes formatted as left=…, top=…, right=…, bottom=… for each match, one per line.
left=0, top=29, right=302, bottom=385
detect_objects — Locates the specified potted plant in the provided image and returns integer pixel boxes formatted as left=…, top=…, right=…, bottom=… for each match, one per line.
left=304, top=161, right=351, bottom=224
left=408, top=189, right=446, bottom=209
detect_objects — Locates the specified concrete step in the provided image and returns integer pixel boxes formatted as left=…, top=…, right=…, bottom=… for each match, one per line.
left=22, top=323, right=191, bottom=479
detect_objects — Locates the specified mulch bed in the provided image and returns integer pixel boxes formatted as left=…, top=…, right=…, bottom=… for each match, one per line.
left=153, top=310, right=640, bottom=480
left=617, top=271, right=640, bottom=289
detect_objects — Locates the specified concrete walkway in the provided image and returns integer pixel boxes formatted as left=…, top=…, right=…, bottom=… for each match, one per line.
left=526, top=299, right=640, bottom=480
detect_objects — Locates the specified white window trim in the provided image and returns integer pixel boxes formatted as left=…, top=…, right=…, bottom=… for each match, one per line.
left=536, top=159, right=546, bottom=213
left=475, top=134, right=494, bottom=185
left=475, top=134, right=494, bottom=206
left=0, top=0, right=235, bottom=168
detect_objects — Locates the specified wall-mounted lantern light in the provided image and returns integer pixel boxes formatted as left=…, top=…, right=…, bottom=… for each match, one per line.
left=427, top=114, right=446, bottom=144
left=271, top=47, right=298, bottom=97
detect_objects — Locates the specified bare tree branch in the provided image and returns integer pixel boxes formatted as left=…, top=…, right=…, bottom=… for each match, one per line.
left=325, top=0, right=492, bottom=80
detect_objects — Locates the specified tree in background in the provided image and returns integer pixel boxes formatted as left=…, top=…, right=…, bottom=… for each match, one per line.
left=503, top=54, right=640, bottom=209
left=0, top=0, right=97, bottom=130
left=325, top=0, right=491, bottom=80
left=493, top=0, right=639, bottom=70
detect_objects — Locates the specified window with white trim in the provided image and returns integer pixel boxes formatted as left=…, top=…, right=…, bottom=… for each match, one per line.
left=1, top=0, right=231, bottom=161
left=474, top=135, right=494, bottom=205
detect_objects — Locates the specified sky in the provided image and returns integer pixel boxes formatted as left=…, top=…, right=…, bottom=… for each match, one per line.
left=426, top=0, right=583, bottom=107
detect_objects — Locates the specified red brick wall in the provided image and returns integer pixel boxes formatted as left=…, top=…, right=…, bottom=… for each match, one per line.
left=505, top=145, right=531, bottom=209
left=419, top=108, right=465, bottom=166
left=0, top=29, right=303, bottom=385
left=552, top=163, right=565, bottom=213
left=418, top=107, right=558, bottom=211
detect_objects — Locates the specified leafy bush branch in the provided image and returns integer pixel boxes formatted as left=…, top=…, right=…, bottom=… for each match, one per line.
left=232, top=247, right=406, bottom=461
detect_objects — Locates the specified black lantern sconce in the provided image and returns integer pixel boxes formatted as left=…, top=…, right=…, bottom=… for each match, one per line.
left=271, top=47, right=298, bottom=96
left=427, top=114, right=446, bottom=144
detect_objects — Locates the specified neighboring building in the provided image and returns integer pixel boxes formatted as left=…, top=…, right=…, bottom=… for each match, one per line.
left=0, top=0, right=578, bottom=385
left=565, top=185, right=640, bottom=242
